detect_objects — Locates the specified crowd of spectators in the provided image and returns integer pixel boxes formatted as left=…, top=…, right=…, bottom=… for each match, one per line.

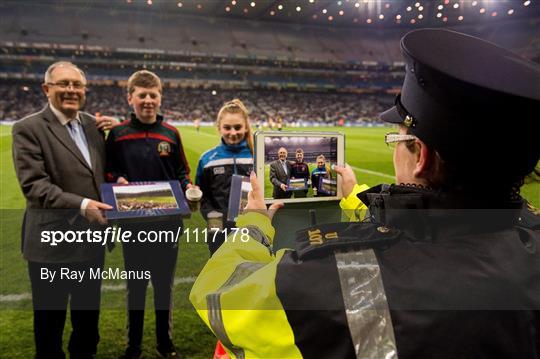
left=0, top=82, right=391, bottom=125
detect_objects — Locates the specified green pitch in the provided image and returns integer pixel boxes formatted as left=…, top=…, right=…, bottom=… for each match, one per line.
left=0, top=125, right=538, bottom=358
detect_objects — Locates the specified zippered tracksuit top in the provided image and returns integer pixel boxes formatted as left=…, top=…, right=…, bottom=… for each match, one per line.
left=195, top=138, right=253, bottom=221
left=105, top=113, right=191, bottom=189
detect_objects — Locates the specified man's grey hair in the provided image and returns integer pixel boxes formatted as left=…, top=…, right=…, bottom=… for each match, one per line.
left=44, top=61, right=86, bottom=83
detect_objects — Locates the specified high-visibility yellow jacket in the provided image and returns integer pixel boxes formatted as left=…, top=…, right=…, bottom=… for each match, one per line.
left=189, top=184, right=370, bottom=359
left=191, top=183, right=540, bottom=359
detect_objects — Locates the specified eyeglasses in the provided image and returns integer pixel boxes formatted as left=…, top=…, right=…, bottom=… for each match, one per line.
left=46, top=81, right=86, bottom=90
left=385, top=132, right=417, bottom=148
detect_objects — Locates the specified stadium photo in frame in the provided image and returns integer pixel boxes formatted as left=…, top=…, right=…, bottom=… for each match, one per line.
left=101, top=180, right=190, bottom=222
left=254, top=131, right=345, bottom=204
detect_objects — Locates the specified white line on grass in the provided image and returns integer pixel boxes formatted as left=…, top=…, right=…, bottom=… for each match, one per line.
left=350, top=165, right=395, bottom=180
left=0, top=276, right=197, bottom=303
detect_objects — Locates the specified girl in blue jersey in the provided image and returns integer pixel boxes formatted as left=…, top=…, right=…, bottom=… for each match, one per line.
left=195, top=99, right=254, bottom=254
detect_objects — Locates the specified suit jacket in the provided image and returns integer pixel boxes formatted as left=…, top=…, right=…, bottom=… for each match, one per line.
left=12, top=105, right=106, bottom=263
left=269, top=159, right=292, bottom=199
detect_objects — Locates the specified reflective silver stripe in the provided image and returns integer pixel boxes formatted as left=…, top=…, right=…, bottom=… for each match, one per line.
left=244, top=225, right=271, bottom=250
left=334, top=249, right=398, bottom=359
left=206, top=262, right=265, bottom=359
left=204, top=157, right=253, bottom=168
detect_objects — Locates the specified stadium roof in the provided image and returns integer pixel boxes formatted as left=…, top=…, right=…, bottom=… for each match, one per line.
left=7, top=0, right=539, bottom=28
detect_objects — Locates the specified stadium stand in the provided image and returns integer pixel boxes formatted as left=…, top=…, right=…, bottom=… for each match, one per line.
left=0, top=80, right=393, bottom=125
left=1, top=0, right=538, bottom=123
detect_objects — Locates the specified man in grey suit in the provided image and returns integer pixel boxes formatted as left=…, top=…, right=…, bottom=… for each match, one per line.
left=12, top=61, right=112, bottom=359
left=269, top=147, right=293, bottom=199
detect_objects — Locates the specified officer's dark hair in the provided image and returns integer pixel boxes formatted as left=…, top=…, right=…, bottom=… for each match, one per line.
left=403, top=127, right=527, bottom=201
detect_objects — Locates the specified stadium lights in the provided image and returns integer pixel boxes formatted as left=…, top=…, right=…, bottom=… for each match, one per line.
left=458, top=15, right=464, bottom=20
left=211, top=90, right=217, bottom=96
left=226, top=6, right=231, bottom=12
left=379, top=14, right=384, bottom=19
left=337, top=1, right=343, bottom=6
left=197, top=4, right=202, bottom=9
left=250, top=2, right=256, bottom=7
left=270, top=10, right=275, bottom=15
left=472, top=0, right=477, bottom=5
left=479, top=7, right=486, bottom=13
left=442, top=16, right=448, bottom=22
left=415, top=2, right=420, bottom=8
left=177, top=2, right=182, bottom=7
left=309, top=0, right=315, bottom=3
left=491, top=11, right=497, bottom=16
left=322, top=8, right=327, bottom=13
left=508, top=9, right=514, bottom=14
left=355, top=2, right=360, bottom=7
left=437, top=12, right=442, bottom=17
left=328, top=15, right=334, bottom=20
left=418, top=14, right=423, bottom=19
left=243, top=7, right=248, bottom=13
left=437, top=4, right=443, bottom=10
left=296, top=6, right=301, bottom=11
left=396, top=14, right=401, bottom=19
left=313, top=14, right=318, bottom=19
left=410, top=18, right=416, bottom=23
left=418, top=6, right=423, bottom=11
left=453, top=3, right=459, bottom=9
left=339, top=10, right=344, bottom=15
left=278, top=4, right=283, bottom=10
left=523, top=0, right=531, bottom=6
left=385, top=3, right=390, bottom=8
left=231, top=0, right=236, bottom=5
left=147, top=0, right=152, bottom=5
left=406, top=6, right=412, bottom=11
left=366, top=18, right=372, bottom=23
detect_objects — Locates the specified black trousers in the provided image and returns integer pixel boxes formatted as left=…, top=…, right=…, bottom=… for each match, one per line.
left=28, top=256, right=104, bottom=359
left=122, top=242, right=178, bottom=348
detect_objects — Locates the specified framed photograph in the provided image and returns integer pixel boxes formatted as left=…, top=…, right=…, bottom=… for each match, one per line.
left=101, top=180, right=190, bottom=222
left=287, top=178, right=308, bottom=191
left=318, top=177, right=337, bottom=196
left=227, top=175, right=252, bottom=222
left=254, top=131, right=345, bottom=204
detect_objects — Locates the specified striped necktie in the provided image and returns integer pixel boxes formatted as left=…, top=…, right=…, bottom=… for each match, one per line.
left=67, top=120, right=92, bottom=167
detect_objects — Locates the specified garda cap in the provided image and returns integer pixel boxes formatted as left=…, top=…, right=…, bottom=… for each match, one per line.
left=381, top=29, right=540, bottom=180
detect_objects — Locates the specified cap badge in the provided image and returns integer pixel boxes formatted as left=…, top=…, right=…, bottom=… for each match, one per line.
left=403, top=115, right=416, bottom=128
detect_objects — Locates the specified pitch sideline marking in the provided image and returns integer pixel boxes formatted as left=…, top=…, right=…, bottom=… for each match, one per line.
left=0, top=276, right=197, bottom=303
left=350, top=165, right=394, bottom=180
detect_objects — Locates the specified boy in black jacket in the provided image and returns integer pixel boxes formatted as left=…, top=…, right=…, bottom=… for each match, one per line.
left=106, top=70, right=194, bottom=359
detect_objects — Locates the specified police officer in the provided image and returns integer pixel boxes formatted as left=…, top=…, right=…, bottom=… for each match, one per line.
left=190, top=29, right=540, bottom=358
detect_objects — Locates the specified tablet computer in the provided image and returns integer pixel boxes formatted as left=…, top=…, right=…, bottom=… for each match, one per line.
left=254, top=131, right=345, bottom=204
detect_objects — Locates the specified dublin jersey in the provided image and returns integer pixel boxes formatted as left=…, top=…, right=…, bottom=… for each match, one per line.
left=195, top=139, right=253, bottom=219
